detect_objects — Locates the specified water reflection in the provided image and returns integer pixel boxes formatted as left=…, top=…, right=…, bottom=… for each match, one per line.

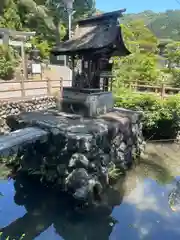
left=0, top=174, right=122, bottom=240
left=1, top=143, right=180, bottom=240
left=1, top=175, right=180, bottom=240
left=168, top=180, right=180, bottom=212
left=110, top=178, right=180, bottom=240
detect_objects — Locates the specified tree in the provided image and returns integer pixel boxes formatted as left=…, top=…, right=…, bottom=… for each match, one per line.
left=113, top=53, right=162, bottom=90
left=164, top=41, right=180, bottom=69
left=164, top=41, right=180, bottom=87
left=0, top=0, right=96, bottom=60
left=126, top=20, right=158, bottom=53
left=0, top=0, right=22, bottom=30
left=73, top=0, right=96, bottom=20
left=0, top=45, right=18, bottom=80
left=45, top=0, right=95, bottom=43
left=113, top=20, right=161, bottom=92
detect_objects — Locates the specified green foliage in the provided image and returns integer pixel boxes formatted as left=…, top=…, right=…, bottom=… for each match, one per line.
left=113, top=53, right=162, bottom=89
left=0, top=154, right=16, bottom=164
left=122, top=10, right=180, bottom=41
left=113, top=19, right=163, bottom=89
left=121, top=19, right=158, bottom=54
left=0, top=0, right=22, bottom=30
left=113, top=18, right=180, bottom=140
left=0, top=0, right=96, bottom=60
left=120, top=23, right=138, bottom=53
left=108, top=163, right=124, bottom=180
left=73, top=0, right=96, bottom=20
left=0, top=232, right=25, bottom=239
left=162, top=41, right=180, bottom=87
left=164, top=41, right=180, bottom=67
left=0, top=45, right=17, bottom=80
left=115, top=91, right=180, bottom=139
left=126, top=20, right=158, bottom=53
left=169, top=69, right=180, bottom=87
left=30, top=37, right=51, bottom=59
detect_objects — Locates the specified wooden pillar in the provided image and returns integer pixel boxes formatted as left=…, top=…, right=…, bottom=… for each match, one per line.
left=21, top=39, right=28, bottom=80
left=72, top=55, right=75, bottom=87
left=92, top=61, right=100, bottom=88
left=88, top=60, right=90, bottom=82
left=21, top=42, right=25, bottom=97
left=161, top=83, right=165, bottom=99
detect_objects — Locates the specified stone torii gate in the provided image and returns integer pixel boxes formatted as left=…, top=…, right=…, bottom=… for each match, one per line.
left=0, top=28, right=36, bottom=79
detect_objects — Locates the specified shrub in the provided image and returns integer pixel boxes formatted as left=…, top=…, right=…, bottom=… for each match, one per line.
left=115, top=91, right=180, bottom=140
left=30, top=37, right=51, bottom=60
left=113, top=53, right=162, bottom=88
left=0, top=45, right=17, bottom=80
left=0, top=232, right=25, bottom=239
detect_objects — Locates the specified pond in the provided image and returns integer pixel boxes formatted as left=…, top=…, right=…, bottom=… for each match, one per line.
left=0, top=143, right=180, bottom=240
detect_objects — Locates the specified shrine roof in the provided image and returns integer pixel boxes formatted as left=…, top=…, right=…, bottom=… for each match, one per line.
left=51, top=9, right=130, bottom=56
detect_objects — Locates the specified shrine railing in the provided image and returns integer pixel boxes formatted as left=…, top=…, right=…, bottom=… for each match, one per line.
left=0, top=78, right=72, bottom=100
left=127, top=81, right=180, bottom=99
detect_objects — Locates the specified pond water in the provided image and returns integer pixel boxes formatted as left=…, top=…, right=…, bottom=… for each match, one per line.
left=1, top=143, right=180, bottom=240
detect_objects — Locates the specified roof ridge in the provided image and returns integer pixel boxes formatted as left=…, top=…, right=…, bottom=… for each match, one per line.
left=78, top=9, right=126, bottom=25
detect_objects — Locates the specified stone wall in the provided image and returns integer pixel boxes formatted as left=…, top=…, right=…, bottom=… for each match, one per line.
left=0, top=96, right=56, bottom=134
left=6, top=108, right=145, bottom=204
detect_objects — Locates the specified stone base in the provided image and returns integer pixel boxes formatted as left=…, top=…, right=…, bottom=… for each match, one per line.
left=61, top=87, right=114, bottom=117
left=6, top=108, right=145, bottom=203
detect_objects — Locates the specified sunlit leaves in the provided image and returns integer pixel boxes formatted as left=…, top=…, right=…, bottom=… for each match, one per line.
left=162, top=41, right=180, bottom=87
left=164, top=41, right=180, bottom=67
left=0, top=0, right=95, bottom=52
left=0, top=0, right=22, bottom=30
left=113, top=19, right=162, bottom=91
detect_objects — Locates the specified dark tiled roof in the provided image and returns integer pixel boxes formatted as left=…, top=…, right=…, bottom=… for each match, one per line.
left=51, top=9, right=130, bottom=56
left=77, top=9, right=126, bottom=25
left=52, top=23, right=118, bottom=54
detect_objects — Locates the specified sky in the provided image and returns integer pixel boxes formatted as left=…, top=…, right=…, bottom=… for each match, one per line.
left=96, top=0, right=180, bottom=13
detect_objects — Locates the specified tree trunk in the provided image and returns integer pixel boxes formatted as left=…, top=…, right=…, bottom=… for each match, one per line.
left=54, top=18, right=61, bottom=44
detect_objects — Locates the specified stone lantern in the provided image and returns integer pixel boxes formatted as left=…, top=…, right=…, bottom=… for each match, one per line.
left=30, top=47, right=40, bottom=62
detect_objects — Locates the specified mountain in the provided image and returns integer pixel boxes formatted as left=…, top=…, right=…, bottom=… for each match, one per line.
left=122, top=10, right=180, bottom=41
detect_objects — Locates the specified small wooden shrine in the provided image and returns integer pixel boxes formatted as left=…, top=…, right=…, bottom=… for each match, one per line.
left=51, top=9, right=130, bottom=90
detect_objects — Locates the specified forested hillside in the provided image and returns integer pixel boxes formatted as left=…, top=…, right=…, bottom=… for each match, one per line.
left=122, top=10, right=180, bottom=41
